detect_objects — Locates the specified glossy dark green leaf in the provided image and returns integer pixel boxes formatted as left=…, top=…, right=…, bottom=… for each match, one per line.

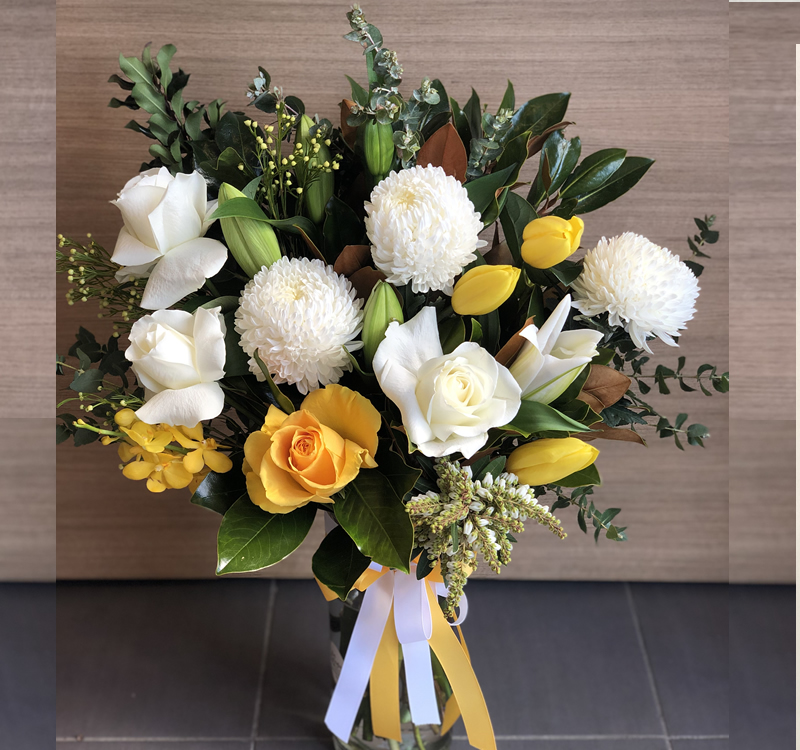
left=191, top=465, right=246, bottom=515
left=528, top=131, right=581, bottom=206
left=221, top=311, right=251, bottom=377
left=440, top=316, right=466, bottom=354
left=559, top=148, right=627, bottom=200
left=499, top=191, right=538, bottom=265
left=375, top=446, right=422, bottom=503
left=499, top=80, right=515, bottom=112
left=476, top=456, right=506, bottom=480
left=550, top=259, right=583, bottom=286
left=462, top=88, right=482, bottom=141
left=323, top=196, right=365, bottom=263
left=450, top=97, right=471, bottom=151
left=574, top=156, right=655, bottom=214
left=334, top=470, right=415, bottom=572
left=214, top=111, right=258, bottom=165
left=312, top=524, right=371, bottom=600
left=216, top=498, right=316, bottom=574
left=555, top=463, right=602, bottom=488
left=504, top=400, right=592, bottom=437
left=495, top=130, right=530, bottom=189
left=464, top=163, right=517, bottom=217
left=252, top=350, right=295, bottom=414
left=506, top=92, right=570, bottom=142
left=345, top=75, right=369, bottom=107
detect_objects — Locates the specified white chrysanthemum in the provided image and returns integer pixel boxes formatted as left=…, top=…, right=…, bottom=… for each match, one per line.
left=235, top=257, right=364, bottom=394
left=365, top=165, right=486, bottom=294
left=572, top=232, right=700, bottom=353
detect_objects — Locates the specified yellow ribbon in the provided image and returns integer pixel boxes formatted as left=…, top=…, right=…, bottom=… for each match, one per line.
left=318, top=566, right=496, bottom=750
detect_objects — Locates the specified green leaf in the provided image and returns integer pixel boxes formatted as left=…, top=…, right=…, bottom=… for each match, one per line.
left=73, top=426, right=99, bottom=446
left=221, top=311, right=251, bottom=377
left=216, top=497, right=316, bottom=574
left=118, top=54, right=152, bottom=86
left=345, top=75, right=369, bottom=108
left=130, top=82, right=168, bottom=116
left=555, top=463, right=602, bottom=488
left=559, top=148, right=627, bottom=200
left=506, top=92, right=570, bottom=143
left=494, top=130, right=530, bottom=189
left=529, top=131, right=581, bottom=206
left=252, top=350, right=295, bottom=414
left=191, top=466, right=246, bottom=515
left=56, top=424, right=72, bottom=445
left=504, top=400, right=592, bottom=437
left=69, top=369, right=104, bottom=394
left=499, top=80, right=515, bottom=112
left=376, top=446, right=422, bottom=502
left=462, top=88, right=482, bottom=141
left=464, top=163, right=517, bottom=217
left=499, top=191, right=538, bottom=265
left=334, top=470, right=415, bottom=572
left=687, top=423, right=709, bottom=447
left=476, top=456, right=506, bottom=480
left=550, top=259, right=583, bottom=286
left=574, top=156, right=655, bottom=214
left=439, top=316, right=465, bottom=355
left=323, top=196, right=365, bottom=263
left=450, top=97, right=471, bottom=151
left=312, top=525, right=371, bottom=600
left=185, top=109, right=204, bottom=140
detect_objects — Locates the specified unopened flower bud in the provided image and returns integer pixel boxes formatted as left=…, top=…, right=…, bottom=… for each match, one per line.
left=217, top=183, right=281, bottom=278
left=451, top=264, right=521, bottom=315
left=362, top=280, right=404, bottom=365
left=362, top=120, right=395, bottom=180
left=521, top=215, right=584, bottom=269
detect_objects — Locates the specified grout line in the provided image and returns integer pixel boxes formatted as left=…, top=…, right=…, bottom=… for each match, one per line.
left=625, top=582, right=673, bottom=750
left=249, top=579, right=279, bottom=750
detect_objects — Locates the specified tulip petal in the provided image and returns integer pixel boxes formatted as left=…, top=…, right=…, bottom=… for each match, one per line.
left=134, top=382, right=225, bottom=427
left=300, top=384, right=381, bottom=462
left=111, top=227, right=163, bottom=267
left=148, top=171, right=206, bottom=253
left=139, top=237, right=228, bottom=310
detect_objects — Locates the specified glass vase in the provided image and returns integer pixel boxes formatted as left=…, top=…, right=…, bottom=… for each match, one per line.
left=328, top=587, right=453, bottom=750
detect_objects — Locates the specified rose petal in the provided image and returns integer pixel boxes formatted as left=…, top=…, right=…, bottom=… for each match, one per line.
left=139, top=237, right=228, bottom=310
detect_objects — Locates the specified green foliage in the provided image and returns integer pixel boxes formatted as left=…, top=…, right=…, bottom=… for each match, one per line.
left=504, top=401, right=592, bottom=437
left=551, top=487, right=626, bottom=542
left=312, top=524, right=371, bottom=600
left=216, top=497, right=317, bottom=574
left=191, top=464, right=246, bottom=515
left=684, top=215, right=719, bottom=277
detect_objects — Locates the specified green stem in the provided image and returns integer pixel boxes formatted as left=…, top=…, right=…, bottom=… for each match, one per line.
left=413, top=724, right=427, bottom=750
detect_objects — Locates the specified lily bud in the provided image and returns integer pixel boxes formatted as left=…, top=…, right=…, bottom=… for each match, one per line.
left=363, top=120, right=395, bottom=180
left=362, top=280, right=404, bottom=365
left=521, top=215, right=584, bottom=269
left=296, top=115, right=333, bottom=225
left=217, top=183, right=281, bottom=277
left=451, top=264, right=521, bottom=316
left=506, top=437, right=599, bottom=487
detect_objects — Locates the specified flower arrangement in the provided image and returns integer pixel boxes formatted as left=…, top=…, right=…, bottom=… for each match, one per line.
left=56, top=6, right=728, bottom=749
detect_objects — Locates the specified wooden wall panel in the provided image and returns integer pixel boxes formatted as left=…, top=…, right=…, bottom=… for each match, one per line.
left=0, top=0, right=56, bottom=581
left=728, top=4, right=796, bottom=585
left=56, top=0, right=731, bottom=581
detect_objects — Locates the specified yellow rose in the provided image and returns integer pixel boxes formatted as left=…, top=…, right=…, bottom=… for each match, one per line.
left=243, top=384, right=381, bottom=514
left=506, top=437, right=599, bottom=486
left=521, top=215, right=584, bottom=269
left=451, top=264, right=521, bottom=316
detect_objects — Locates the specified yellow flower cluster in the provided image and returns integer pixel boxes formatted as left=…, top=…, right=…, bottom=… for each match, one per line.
left=111, top=409, right=233, bottom=494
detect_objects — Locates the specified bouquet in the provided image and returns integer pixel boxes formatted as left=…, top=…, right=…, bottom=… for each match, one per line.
left=57, top=6, right=728, bottom=749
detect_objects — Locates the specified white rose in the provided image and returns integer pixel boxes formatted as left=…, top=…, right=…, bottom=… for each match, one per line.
left=126, top=306, right=227, bottom=427
left=509, top=294, right=604, bottom=404
left=373, top=307, right=521, bottom=458
left=111, top=167, right=228, bottom=310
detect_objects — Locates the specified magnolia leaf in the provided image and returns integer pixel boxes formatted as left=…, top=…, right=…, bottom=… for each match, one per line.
left=579, top=421, right=646, bottom=446
left=349, top=267, right=385, bottom=300
left=577, top=365, right=631, bottom=412
left=333, top=244, right=372, bottom=277
left=416, top=122, right=467, bottom=183
left=495, top=316, right=534, bottom=367
left=312, top=525, right=371, bottom=600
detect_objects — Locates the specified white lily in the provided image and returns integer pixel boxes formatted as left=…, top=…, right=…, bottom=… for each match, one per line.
left=509, top=294, right=603, bottom=404
left=111, top=168, right=227, bottom=310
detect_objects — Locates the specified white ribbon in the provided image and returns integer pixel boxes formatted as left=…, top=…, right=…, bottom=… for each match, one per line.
left=325, top=565, right=469, bottom=744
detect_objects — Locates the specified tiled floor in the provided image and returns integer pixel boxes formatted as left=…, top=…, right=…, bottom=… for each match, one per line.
left=2, top=581, right=792, bottom=749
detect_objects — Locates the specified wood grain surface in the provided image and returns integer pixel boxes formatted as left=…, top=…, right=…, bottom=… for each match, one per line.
left=0, top=0, right=56, bottom=581
left=56, top=0, right=732, bottom=581
left=728, top=4, right=796, bottom=585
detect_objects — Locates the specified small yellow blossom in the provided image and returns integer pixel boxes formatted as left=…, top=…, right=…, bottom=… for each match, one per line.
left=170, top=424, right=234, bottom=475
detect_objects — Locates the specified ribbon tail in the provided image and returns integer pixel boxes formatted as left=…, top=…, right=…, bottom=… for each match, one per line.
left=402, top=640, right=441, bottom=726
left=325, top=574, right=394, bottom=745
left=440, top=625, right=471, bottom=734
left=370, top=603, right=402, bottom=742
left=425, top=583, right=496, bottom=750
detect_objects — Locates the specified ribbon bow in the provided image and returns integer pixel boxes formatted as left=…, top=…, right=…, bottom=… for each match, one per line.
left=319, top=563, right=495, bottom=750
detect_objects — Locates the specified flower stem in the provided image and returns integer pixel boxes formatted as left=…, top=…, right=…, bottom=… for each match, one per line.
left=413, top=724, right=427, bottom=750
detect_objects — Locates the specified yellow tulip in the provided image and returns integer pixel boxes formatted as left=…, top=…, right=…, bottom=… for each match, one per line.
left=451, top=264, right=521, bottom=316
left=506, top=437, right=599, bottom=486
left=521, top=215, right=584, bottom=269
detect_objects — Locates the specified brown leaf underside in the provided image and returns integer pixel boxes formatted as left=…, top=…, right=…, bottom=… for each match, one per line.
left=416, top=122, right=468, bottom=183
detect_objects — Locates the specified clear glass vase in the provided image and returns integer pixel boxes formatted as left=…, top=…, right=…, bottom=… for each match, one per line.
left=328, top=587, right=454, bottom=750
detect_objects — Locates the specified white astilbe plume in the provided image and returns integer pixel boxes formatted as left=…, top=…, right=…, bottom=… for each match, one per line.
left=571, top=232, right=700, bottom=353
left=235, top=257, right=364, bottom=394
left=365, top=165, right=486, bottom=294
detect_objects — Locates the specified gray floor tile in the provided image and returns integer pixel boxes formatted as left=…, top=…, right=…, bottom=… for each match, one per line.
left=256, top=580, right=331, bottom=738
left=730, top=585, right=794, bottom=750
left=457, top=581, right=663, bottom=736
left=671, top=741, right=728, bottom=750
left=56, top=744, right=248, bottom=749
left=57, top=580, right=270, bottom=738
left=255, top=742, right=332, bottom=749
left=629, top=583, right=728, bottom=736
left=0, top=584, right=55, bottom=750
left=452, top=740, right=666, bottom=749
